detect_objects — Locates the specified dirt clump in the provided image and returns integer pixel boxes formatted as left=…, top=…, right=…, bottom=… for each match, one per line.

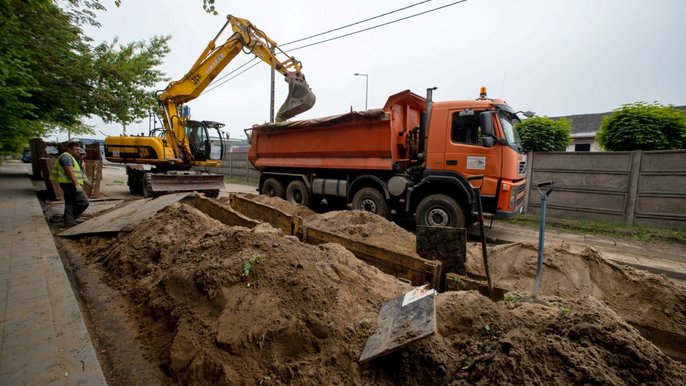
left=61, top=203, right=686, bottom=385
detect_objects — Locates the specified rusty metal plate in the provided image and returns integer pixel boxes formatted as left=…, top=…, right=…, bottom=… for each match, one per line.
left=58, top=192, right=190, bottom=236
left=359, top=287, right=436, bottom=363
left=416, top=225, right=467, bottom=275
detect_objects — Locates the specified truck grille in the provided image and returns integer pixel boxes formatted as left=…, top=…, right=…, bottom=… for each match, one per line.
left=516, top=184, right=526, bottom=206
left=518, top=161, right=527, bottom=176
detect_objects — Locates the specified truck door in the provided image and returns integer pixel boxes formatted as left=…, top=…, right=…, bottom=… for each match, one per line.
left=443, top=109, right=502, bottom=198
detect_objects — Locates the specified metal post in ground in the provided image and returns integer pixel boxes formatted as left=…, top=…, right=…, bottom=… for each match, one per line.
left=531, top=181, right=554, bottom=302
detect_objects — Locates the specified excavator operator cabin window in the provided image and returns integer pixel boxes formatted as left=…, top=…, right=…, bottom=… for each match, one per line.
left=451, top=111, right=481, bottom=145
left=185, top=123, right=208, bottom=160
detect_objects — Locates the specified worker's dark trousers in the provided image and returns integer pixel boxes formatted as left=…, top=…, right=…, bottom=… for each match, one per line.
left=59, top=183, right=89, bottom=225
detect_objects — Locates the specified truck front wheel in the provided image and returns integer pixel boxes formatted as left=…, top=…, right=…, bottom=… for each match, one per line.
left=352, top=187, right=390, bottom=218
left=286, top=180, right=310, bottom=206
left=262, top=178, right=285, bottom=199
left=416, top=194, right=465, bottom=228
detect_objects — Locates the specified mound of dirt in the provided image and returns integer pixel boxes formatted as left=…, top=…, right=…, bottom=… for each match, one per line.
left=305, top=210, right=422, bottom=258
left=62, top=203, right=686, bottom=385
left=466, top=242, right=686, bottom=338
left=430, top=292, right=685, bottom=385
left=247, top=194, right=318, bottom=219
left=229, top=195, right=686, bottom=348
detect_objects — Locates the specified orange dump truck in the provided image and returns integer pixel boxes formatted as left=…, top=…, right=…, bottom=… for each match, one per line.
left=247, top=88, right=528, bottom=227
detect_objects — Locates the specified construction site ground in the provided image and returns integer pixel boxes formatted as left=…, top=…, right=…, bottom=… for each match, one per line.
left=3, top=161, right=685, bottom=385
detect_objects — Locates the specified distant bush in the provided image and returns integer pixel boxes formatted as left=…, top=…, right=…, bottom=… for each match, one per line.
left=597, top=102, right=686, bottom=151
left=517, top=116, right=571, bottom=152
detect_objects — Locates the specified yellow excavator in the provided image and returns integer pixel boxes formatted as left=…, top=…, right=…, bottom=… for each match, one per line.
left=105, top=15, right=316, bottom=197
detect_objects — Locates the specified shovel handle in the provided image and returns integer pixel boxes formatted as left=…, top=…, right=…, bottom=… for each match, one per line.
left=536, top=181, right=554, bottom=198
left=467, top=175, right=485, bottom=190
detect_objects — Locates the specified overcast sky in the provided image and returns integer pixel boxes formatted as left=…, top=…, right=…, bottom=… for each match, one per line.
left=65, top=0, right=686, bottom=141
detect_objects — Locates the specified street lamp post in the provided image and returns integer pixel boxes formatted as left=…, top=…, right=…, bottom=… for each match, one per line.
left=354, top=73, right=368, bottom=110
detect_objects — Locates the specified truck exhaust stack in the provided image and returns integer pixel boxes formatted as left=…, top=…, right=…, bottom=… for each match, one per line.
left=275, top=72, right=316, bottom=122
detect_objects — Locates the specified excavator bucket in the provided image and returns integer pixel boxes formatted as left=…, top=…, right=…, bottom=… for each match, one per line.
left=275, top=72, right=316, bottom=122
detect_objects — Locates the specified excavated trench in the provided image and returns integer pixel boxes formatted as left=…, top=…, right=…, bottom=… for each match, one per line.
left=53, top=194, right=686, bottom=385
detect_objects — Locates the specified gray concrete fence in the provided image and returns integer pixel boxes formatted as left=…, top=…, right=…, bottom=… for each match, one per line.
left=525, top=150, right=686, bottom=229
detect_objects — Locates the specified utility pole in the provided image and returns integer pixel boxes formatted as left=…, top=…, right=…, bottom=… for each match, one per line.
left=354, top=73, right=369, bottom=110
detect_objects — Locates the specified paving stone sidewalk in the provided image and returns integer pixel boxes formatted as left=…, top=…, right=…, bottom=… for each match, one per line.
left=0, top=162, right=106, bottom=385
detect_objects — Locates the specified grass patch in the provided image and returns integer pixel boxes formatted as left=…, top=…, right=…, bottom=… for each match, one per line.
left=507, top=214, right=686, bottom=244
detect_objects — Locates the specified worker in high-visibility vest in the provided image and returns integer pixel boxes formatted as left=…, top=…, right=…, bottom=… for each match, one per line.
left=51, top=141, right=89, bottom=227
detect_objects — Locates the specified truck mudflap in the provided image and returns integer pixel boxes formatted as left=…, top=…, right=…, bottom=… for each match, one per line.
left=144, top=171, right=225, bottom=198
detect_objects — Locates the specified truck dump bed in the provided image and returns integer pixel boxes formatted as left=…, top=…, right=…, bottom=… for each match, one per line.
left=248, top=90, right=426, bottom=171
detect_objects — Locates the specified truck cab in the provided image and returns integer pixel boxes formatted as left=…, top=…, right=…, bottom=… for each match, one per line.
left=424, top=93, right=527, bottom=220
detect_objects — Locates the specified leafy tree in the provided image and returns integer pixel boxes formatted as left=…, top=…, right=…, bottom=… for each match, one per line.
left=0, top=1, right=170, bottom=153
left=516, top=116, right=572, bottom=152
left=90, top=36, right=170, bottom=125
left=597, top=102, right=686, bottom=151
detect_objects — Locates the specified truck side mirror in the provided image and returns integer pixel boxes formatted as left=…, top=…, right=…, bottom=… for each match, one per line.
left=482, top=137, right=495, bottom=148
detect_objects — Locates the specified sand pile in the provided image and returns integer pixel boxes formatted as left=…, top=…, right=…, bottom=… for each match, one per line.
left=63, top=202, right=685, bottom=385
left=466, top=242, right=686, bottom=337
left=245, top=194, right=319, bottom=219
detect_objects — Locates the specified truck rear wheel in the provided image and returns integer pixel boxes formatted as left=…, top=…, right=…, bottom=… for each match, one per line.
left=286, top=180, right=310, bottom=206
left=262, top=178, right=285, bottom=198
left=416, top=194, right=465, bottom=228
left=352, top=187, right=389, bottom=218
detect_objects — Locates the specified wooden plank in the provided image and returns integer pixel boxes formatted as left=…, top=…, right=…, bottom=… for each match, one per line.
left=301, top=226, right=441, bottom=289
left=58, top=192, right=190, bottom=236
left=229, top=193, right=299, bottom=235
left=194, top=194, right=260, bottom=228
left=40, top=157, right=62, bottom=201
left=83, top=160, right=102, bottom=198
left=359, top=288, right=436, bottom=363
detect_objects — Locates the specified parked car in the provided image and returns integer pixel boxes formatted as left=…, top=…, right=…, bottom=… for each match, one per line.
left=21, top=148, right=31, bottom=163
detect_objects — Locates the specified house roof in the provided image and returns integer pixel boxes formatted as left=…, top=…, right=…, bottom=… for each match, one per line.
left=550, top=105, right=686, bottom=135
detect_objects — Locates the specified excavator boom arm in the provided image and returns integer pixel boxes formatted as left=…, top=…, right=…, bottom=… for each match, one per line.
left=158, top=14, right=316, bottom=162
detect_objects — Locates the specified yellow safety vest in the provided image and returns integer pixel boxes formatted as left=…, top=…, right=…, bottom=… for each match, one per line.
left=51, top=152, right=84, bottom=185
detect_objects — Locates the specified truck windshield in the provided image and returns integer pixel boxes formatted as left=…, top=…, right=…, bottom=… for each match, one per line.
left=498, top=109, right=523, bottom=152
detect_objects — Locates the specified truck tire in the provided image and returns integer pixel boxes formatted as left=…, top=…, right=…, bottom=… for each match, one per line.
left=416, top=194, right=465, bottom=228
left=262, top=178, right=285, bottom=198
left=286, top=180, right=310, bottom=206
left=352, top=187, right=390, bottom=218
left=203, top=189, right=220, bottom=198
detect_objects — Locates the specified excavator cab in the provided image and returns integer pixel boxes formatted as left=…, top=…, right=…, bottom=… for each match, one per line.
left=184, top=120, right=226, bottom=162
left=275, top=72, right=316, bottom=122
